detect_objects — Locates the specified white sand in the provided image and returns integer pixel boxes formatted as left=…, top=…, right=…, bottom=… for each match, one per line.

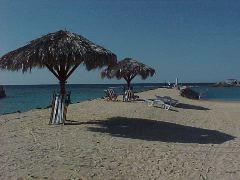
left=1, top=88, right=240, bottom=179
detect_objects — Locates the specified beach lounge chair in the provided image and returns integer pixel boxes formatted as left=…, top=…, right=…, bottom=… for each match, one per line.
left=123, top=89, right=139, bottom=102
left=155, top=95, right=179, bottom=107
left=49, top=92, right=71, bottom=125
left=104, top=88, right=118, bottom=101
left=144, top=99, right=171, bottom=110
left=123, top=89, right=132, bottom=102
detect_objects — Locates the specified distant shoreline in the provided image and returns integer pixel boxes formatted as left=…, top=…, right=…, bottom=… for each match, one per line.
left=1, top=85, right=160, bottom=116
left=1, top=86, right=240, bottom=116
left=1, top=82, right=215, bottom=86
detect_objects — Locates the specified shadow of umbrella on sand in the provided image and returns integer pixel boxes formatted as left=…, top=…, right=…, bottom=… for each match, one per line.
left=87, top=117, right=235, bottom=144
left=0, top=30, right=117, bottom=124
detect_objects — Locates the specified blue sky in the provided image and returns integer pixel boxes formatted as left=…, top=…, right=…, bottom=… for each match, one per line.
left=1, top=0, right=240, bottom=85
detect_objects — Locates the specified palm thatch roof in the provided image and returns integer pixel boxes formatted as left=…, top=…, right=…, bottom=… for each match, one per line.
left=0, top=30, right=117, bottom=94
left=102, top=58, right=155, bottom=79
left=101, top=58, right=155, bottom=87
left=0, top=30, right=117, bottom=73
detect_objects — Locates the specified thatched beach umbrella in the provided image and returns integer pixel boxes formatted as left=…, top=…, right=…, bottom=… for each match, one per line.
left=0, top=30, right=117, bottom=94
left=101, top=58, right=155, bottom=89
left=0, top=30, right=117, bottom=124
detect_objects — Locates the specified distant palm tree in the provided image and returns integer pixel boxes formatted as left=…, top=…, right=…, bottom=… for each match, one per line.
left=102, top=58, right=155, bottom=89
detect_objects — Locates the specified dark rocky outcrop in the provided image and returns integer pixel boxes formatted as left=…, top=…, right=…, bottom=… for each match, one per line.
left=214, top=79, right=240, bottom=87
left=0, top=86, right=6, bottom=99
left=180, top=87, right=199, bottom=100
left=213, top=82, right=240, bottom=87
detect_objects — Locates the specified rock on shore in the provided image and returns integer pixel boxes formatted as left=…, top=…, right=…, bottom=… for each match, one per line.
left=180, top=87, right=199, bottom=99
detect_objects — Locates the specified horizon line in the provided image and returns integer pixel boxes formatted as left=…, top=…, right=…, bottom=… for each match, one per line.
left=1, top=82, right=215, bottom=86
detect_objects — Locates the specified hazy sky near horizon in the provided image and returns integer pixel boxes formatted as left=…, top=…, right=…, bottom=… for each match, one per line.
left=1, top=0, right=240, bottom=85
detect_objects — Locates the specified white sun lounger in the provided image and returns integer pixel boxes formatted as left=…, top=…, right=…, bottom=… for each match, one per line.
left=155, top=95, right=179, bottom=107
left=144, top=99, right=171, bottom=110
left=123, top=89, right=139, bottom=102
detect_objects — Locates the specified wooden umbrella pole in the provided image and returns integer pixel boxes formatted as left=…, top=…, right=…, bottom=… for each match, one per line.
left=126, top=75, right=131, bottom=89
left=60, top=80, right=66, bottom=95
left=127, top=79, right=131, bottom=89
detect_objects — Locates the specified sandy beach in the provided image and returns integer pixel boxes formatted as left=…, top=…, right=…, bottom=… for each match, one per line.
left=1, top=88, right=240, bottom=179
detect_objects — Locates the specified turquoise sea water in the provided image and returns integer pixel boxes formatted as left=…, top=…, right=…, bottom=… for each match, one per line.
left=0, top=83, right=240, bottom=115
left=0, top=83, right=161, bottom=115
left=192, top=86, right=240, bottom=101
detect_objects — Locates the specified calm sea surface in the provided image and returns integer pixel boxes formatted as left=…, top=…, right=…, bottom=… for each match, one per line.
left=0, top=83, right=239, bottom=115
left=0, top=83, right=162, bottom=115
left=192, top=86, right=240, bottom=101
